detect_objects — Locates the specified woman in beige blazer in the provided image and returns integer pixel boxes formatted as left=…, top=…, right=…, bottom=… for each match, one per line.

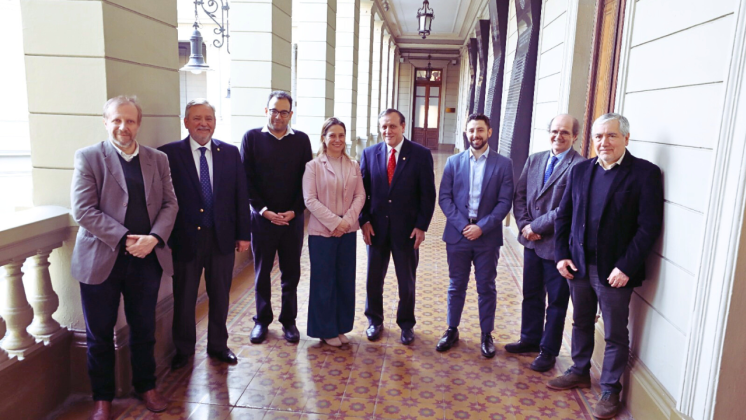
left=302, top=117, right=366, bottom=346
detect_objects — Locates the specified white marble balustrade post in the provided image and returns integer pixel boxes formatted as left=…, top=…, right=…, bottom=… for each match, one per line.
left=27, top=249, right=61, bottom=339
left=0, top=260, right=35, bottom=353
left=0, top=317, right=7, bottom=364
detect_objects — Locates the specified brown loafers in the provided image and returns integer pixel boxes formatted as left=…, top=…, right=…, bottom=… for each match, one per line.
left=139, top=389, right=168, bottom=413
left=89, top=401, right=111, bottom=420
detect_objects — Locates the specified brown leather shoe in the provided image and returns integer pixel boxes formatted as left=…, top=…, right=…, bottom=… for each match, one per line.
left=546, top=368, right=591, bottom=390
left=89, top=401, right=111, bottom=420
left=593, top=391, right=622, bottom=419
left=139, top=389, right=168, bottom=413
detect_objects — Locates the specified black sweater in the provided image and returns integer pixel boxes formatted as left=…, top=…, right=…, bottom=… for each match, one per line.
left=239, top=128, right=313, bottom=215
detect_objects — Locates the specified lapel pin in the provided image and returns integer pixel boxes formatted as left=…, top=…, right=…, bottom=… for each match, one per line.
left=217, top=147, right=220, bottom=152
left=403, top=157, right=406, bottom=161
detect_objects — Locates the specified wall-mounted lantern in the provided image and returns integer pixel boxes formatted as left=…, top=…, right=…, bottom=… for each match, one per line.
left=180, top=0, right=231, bottom=75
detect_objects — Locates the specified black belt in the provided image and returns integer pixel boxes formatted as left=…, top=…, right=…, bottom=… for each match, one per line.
left=468, top=218, right=478, bottom=224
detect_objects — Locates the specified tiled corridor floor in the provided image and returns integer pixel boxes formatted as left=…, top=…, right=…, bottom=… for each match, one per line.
left=55, top=151, right=628, bottom=420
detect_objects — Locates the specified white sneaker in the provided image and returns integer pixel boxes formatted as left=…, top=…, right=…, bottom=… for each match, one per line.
left=322, top=337, right=342, bottom=347
left=338, top=334, right=350, bottom=344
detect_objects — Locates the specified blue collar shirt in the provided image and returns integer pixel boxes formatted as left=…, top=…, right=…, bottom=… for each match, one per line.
left=468, top=147, right=490, bottom=219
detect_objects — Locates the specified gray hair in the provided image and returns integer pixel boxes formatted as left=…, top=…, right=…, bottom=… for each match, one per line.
left=185, top=98, right=216, bottom=119
left=103, top=95, right=142, bottom=124
left=593, top=113, right=630, bottom=137
left=378, top=108, right=406, bottom=125
left=267, top=90, right=294, bottom=111
left=547, top=114, right=580, bottom=137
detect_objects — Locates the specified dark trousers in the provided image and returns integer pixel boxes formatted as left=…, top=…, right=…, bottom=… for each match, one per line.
left=445, top=239, right=499, bottom=333
left=568, top=264, right=633, bottom=393
left=172, top=228, right=235, bottom=355
left=79, top=253, right=162, bottom=401
left=520, top=247, right=570, bottom=355
left=251, top=212, right=304, bottom=327
left=307, top=233, right=356, bottom=338
left=364, top=233, right=418, bottom=329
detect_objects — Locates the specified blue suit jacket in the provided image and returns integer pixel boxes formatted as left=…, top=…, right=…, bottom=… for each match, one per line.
left=159, top=137, right=251, bottom=262
left=554, top=151, right=663, bottom=288
left=359, top=139, right=436, bottom=246
left=439, top=148, right=514, bottom=246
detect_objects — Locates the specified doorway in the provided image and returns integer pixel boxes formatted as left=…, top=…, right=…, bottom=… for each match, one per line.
left=583, top=0, right=627, bottom=157
left=412, top=69, right=442, bottom=150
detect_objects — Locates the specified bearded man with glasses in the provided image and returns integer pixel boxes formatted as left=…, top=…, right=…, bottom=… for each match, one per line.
left=240, top=91, right=313, bottom=344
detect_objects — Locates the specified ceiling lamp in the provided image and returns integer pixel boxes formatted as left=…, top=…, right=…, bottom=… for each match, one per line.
left=425, top=55, right=434, bottom=79
left=416, top=0, right=435, bottom=39
left=180, top=0, right=231, bottom=75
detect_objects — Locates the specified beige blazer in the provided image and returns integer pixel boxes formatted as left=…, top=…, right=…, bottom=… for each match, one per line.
left=302, top=154, right=365, bottom=237
left=70, top=140, right=178, bottom=284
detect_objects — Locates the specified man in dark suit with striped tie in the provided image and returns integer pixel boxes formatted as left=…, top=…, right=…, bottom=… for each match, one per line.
left=160, top=99, right=251, bottom=370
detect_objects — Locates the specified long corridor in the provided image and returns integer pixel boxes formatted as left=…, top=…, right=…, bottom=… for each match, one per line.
left=56, top=151, right=613, bottom=420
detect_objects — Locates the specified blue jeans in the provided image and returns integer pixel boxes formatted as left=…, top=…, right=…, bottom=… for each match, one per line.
left=307, top=233, right=357, bottom=339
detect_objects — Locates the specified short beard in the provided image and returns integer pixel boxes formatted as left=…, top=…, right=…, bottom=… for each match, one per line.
left=470, top=139, right=488, bottom=151
left=110, top=134, right=135, bottom=150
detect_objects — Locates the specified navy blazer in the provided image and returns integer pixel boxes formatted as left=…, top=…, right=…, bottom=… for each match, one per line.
left=439, top=148, right=514, bottom=246
left=159, top=137, right=251, bottom=261
left=359, top=139, right=436, bottom=245
left=554, top=151, right=664, bottom=288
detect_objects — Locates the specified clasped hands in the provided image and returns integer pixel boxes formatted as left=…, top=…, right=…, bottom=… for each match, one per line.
left=521, top=224, right=541, bottom=241
left=362, top=223, right=426, bottom=249
left=462, top=224, right=483, bottom=241
left=556, top=259, right=630, bottom=288
left=125, top=234, right=158, bottom=258
left=263, top=210, right=295, bottom=226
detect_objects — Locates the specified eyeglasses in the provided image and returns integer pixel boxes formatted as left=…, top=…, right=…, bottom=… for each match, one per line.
left=268, top=109, right=291, bottom=118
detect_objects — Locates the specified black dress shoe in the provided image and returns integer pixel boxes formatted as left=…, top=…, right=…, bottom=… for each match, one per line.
left=435, top=327, right=459, bottom=352
left=366, top=324, right=383, bottom=341
left=282, top=325, right=300, bottom=343
left=250, top=324, right=268, bottom=344
left=401, top=328, right=415, bottom=345
left=207, top=348, right=238, bottom=364
left=529, top=351, right=556, bottom=372
left=171, top=353, right=190, bottom=370
left=504, top=340, right=540, bottom=354
left=481, top=333, right=496, bottom=358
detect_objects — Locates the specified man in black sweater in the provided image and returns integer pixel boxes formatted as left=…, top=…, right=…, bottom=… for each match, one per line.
left=240, top=91, right=313, bottom=344
left=550, top=113, right=663, bottom=419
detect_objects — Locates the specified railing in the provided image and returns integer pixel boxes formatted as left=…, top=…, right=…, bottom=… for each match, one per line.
left=0, top=206, right=71, bottom=365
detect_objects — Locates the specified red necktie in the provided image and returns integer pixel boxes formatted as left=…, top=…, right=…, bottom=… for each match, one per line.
left=387, top=148, right=397, bottom=185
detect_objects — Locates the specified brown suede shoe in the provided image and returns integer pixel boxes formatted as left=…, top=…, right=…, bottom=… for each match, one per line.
left=593, top=391, right=622, bottom=419
left=139, top=389, right=168, bottom=413
left=89, top=401, right=111, bottom=420
left=546, top=369, right=591, bottom=390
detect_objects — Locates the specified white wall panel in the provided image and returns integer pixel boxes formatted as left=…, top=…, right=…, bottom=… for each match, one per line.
left=543, top=0, right=569, bottom=28
left=623, top=83, right=723, bottom=149
left=535, top=72, right=561, bottom=104
left=538, top=44, right=565, bottom=79
left=631, top=0, right=734, bottom=47
left=626, top=15, right=734, bottom=92
left=540, top=11, right=568, bottom=53
left=638, top=254, right=696, bottom=334
left=628, top=140, right=713, bottom=213
left=655, top=202, right=704, bottom=275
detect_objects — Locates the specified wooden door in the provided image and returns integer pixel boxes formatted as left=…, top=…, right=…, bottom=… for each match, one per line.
left=412, top=69, right=442, bottom=150
left=583, top=0, right=626, bottom=157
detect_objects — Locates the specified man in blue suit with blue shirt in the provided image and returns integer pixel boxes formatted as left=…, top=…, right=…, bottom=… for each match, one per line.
left=436, top=114, right=514, bottom=358
left=159, top=99, right=251, bottom=370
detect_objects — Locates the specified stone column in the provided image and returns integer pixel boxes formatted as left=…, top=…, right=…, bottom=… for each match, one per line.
left=0, top=260, right=35, bottom=355
left=387, top=43, right=397, bottom=109
left=369, top=19, right=384, bottom=142
left=355, top=1, right=375, bottom=147
left=296, top=0, right=337, bottom=152
left=231, top=0, right=293, bottom=143
left=380, top=32, right=391, bottom=114
left=26, top=249, right=62, bottom=339
left=334, top=0, right=360, bottom=156
left=20, top=0, right=181, bottom=208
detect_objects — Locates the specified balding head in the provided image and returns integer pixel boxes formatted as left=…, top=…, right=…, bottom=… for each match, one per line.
left=548, top=114, right=579, bottom=155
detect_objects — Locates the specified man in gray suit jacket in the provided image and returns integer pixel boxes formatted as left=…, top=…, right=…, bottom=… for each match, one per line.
left=505, top=114, right=585, bottom=372
left=71, top=96, right=177, bottom=420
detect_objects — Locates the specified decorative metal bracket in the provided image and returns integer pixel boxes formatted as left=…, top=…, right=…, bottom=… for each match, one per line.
left=192, top=0, right=230, bottom=53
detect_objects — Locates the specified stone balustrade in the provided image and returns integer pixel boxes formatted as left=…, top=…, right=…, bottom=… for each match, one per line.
left=0, top=206, right=71, bottom=363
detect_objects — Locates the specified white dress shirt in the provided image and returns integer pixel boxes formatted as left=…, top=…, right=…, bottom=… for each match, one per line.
left=110, top=139, right=139, bottom=162
left=190, top=136, right=213, bottom=189
left=386, top=139, right=404, bottom=164
left=262, top=125, right=295, bottom=140
left=597, top=149, right=627, bottom=171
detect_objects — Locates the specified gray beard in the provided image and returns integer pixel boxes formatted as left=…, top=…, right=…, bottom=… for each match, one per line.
left=110, top=135, right=136, bottom=150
